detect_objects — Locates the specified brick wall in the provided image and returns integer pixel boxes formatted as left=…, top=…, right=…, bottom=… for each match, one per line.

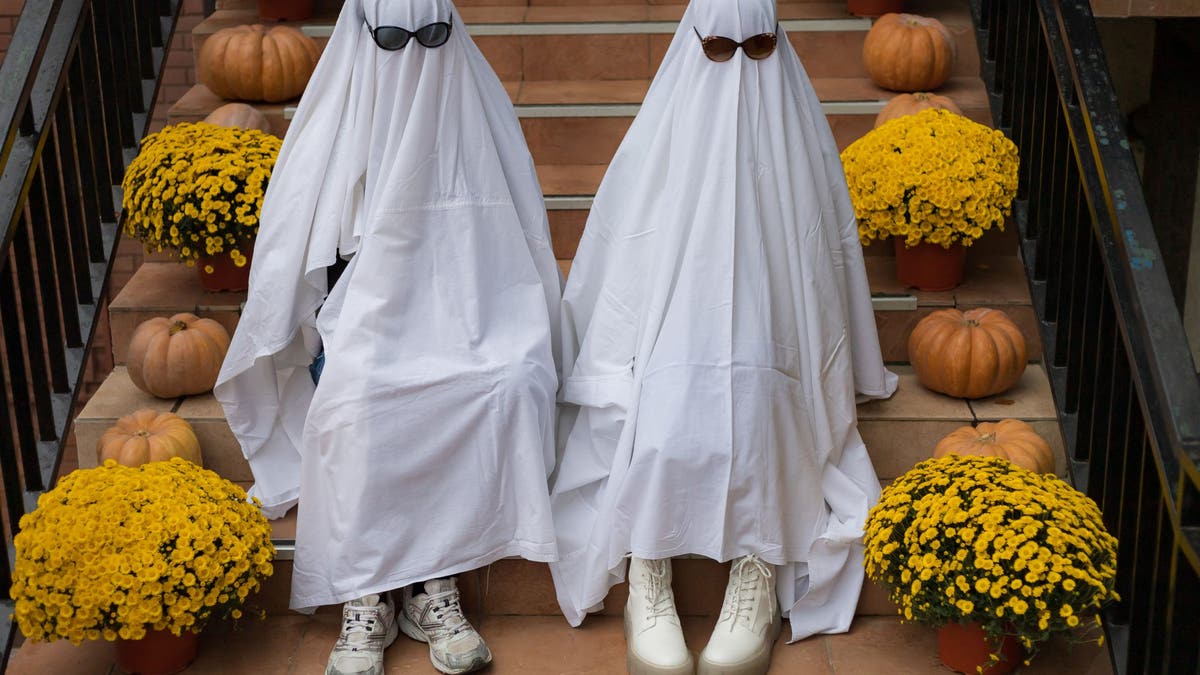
left=0, top=0, right=23, bottom=62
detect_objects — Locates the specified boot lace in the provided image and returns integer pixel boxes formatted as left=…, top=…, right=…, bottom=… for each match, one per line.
left=721, top=555, right=774, bottom=632
left=640, top=559, right=677, bottom=630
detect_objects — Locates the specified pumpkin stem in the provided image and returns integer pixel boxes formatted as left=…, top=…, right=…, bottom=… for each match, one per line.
left=168, top=320, right=189, bottom=335
left=977, top=432, right=998, bottom=444
left=965, top=319, right=981, bottom=327
left=134, top=430, right=151, bottom=438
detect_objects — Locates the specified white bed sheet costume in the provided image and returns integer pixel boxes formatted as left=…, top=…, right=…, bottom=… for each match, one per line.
left=215, top=0, right=563, bottom=612
left=549, top=0, right=899, bottom=642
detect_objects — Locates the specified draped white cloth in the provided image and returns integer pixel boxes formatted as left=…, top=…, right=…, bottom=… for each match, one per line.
left=548, top=0, right=898, bottom=642
left=214, top=0, right=562, bottom=611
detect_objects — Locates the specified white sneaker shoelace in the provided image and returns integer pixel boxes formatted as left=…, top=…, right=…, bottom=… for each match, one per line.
left=336, top=601, right=389, bottom=651
left=721, top=555, right=775, bottom=633
left=421, top=588, right=472, bottom=642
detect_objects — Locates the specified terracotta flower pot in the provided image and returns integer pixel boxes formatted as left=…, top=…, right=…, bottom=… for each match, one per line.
left=893, top=238, right=966, bottom=291
left=114, top=629, right=200, bottom=675
left=257, top=0, right=314, bottom=21
left=938, top=622, right=1024, bottom=675
left=197, top=246, right=253, bottom=293
left=847, top=0, right=904, bottom=16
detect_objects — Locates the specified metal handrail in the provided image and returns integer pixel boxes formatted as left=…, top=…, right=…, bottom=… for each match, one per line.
left=0, top=0, right=181, bottom=667
left=969, top=1, right=1200, bottom=673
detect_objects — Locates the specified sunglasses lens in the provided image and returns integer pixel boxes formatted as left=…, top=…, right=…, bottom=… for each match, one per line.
left=742, top=33, right=777, bottom=60
left=701, top=37, right=738, bottom=62
left=373, top=26, right=411, bottom=50
left=416, top=22, right=451, bottom=47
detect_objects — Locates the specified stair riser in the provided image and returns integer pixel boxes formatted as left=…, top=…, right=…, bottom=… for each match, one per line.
left=192, top=28, right=980, bottom=84
left=253, top=557, right=898, bottom=618
left=75, top=411, right=254, bottom=482
left=107, top=300, right=1041, bottom=374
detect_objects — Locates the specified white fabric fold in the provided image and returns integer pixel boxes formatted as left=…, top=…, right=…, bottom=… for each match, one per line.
left=216, top=0, right=561, bottom=610
left=548, top=0, right=898, bottom=642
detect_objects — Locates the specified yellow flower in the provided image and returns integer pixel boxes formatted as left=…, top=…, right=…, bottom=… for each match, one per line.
left=862, top=455, right=1118, bottom=659
left=10, top=459, right=276, bottom=643
left=841, top=109, right=1018, bottom=249
left=120, top=123, right=279, bottom=266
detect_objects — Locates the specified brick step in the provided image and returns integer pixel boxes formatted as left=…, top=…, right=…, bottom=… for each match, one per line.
left=190, top=3, right=979, bottom=83
left=2, top=612, right=1114, bottom=674
left=166, top=76, right=991, bottom=159
left=105, top=255, right=1039, bottom=368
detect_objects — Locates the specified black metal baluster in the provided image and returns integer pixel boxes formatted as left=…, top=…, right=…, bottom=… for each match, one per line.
left=55, top=98, right=97, bottom=306
left=67, top=58, right=104, bottom=264
left=0, top=296, right=28, bottom=540
left=91, top=1, right=135, bottom=161
left=41, top=123, right=85, bottom=349
left=0, top=250, right=45, bottom=493
left=24, top=165, right=71, bottom=394
left=10, top=213, right=57, bottom=456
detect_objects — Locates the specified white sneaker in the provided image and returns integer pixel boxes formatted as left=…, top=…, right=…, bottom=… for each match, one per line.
left=325, top=593, right=399, bottom=675
left=399, top=577, right=492, bottom=674
left=624, top=557, right=694, bottom=675
left=698, top=555, right=782, bottom=675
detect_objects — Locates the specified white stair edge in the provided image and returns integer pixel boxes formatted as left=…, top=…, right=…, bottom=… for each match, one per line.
left=301, top=18, right=871, bottom=39
left=283, top=99, right=887, bottom=121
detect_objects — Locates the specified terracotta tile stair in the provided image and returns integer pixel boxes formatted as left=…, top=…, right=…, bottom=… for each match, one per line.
left=1, top=0, right=1118, bottom=672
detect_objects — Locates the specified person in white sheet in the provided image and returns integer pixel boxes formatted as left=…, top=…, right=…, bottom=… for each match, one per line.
left=548, top=0, right=898, bottom=672
left=213, top=1, right=562, bottom=673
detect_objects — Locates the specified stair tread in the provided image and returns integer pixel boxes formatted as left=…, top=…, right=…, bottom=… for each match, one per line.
left=4, top=612, right=1111, bottom=674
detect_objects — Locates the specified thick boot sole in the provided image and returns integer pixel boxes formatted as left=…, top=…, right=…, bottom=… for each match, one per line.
left=398, top=611, right=493, bottom=675
left=696, top=613, right=782, bottom=675
left=624, top=608, right=695, bottom=675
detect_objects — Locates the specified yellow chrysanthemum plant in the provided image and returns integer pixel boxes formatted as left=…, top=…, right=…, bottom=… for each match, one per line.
left=9, top=458, right=275, bottom=644
left=840, top=108, right=1020, bottom=248
left=863, top=455, right=1119, bottom=668
left=121, top=122, right=281, bottom=269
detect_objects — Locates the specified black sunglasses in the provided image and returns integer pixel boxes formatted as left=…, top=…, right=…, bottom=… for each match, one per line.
left=693, top=24, right=779, bottom=62
left=365, top=21, right=452, bottom=51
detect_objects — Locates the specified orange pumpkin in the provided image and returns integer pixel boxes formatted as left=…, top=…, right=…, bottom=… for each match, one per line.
left=908, top=308, right=1027, bottom=399
left=874, top=92, right=962, bottom=127
left=204, top=102, right=273, bottom=134
left=933, top=419, right=1054, bottom=473
left=198, top=25, right=320, bottom=103
left=862, top=14, right=957, bottom=92
left=99, top=410, right=203, bottom=467
left=127, top=313, right=231, bottom=399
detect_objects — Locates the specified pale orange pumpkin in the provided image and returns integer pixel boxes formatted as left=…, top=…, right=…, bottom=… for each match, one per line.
left=198, top=25, right=320, bottom=103
left=874, top=92, right=962, bottom=127
left=99, top=410, right=203, bottom=467
left=204, top=102, right=273, bottom=134
left=862, top=14, right=957, bottom=92
left=908, top=308, right=1027, bottom=399
left=127, top=313, right=231, bottom=399
left=933, top=419, right=1054, bottom=473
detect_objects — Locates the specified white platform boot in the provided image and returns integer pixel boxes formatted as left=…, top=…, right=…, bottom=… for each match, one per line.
left=624, top=557, right=694, bottom=675
left=698, top=555, right=782, bottom=675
